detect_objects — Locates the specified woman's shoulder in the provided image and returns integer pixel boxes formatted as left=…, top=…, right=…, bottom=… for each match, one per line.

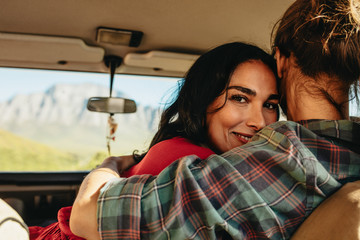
left=149, top=137, right=215, bottom=159
left=122, top=137, right=215, bottom=177
left=154, top=137, right=196, bottom=146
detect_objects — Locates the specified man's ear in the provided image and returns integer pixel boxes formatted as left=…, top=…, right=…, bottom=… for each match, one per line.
left=275, top=48, right=287, bottom=79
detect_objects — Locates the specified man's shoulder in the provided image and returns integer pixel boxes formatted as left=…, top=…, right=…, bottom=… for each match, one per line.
left=233, top=120, right=321, bottom=158
left=251, top=121, right=305, bottom=145
left=261, top=121, right=300, bottom=133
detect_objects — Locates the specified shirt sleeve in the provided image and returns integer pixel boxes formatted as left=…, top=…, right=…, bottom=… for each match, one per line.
left=97, top=121, right=352, bottom=240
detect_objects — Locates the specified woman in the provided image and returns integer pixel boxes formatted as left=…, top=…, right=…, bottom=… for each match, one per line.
left=70, top=0, right=360, bottom=239
left=31, top=42, right=280, bottom=239
left=122, top=41, right=279, bottom=177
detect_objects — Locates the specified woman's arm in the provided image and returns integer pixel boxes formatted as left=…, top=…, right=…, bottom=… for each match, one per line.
left=70, top=156, right=132, bottom=240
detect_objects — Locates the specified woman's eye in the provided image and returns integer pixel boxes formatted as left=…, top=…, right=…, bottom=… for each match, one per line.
left=264, top=102, right=278, bottom=110
left=230, top=95, right=247, bottom=103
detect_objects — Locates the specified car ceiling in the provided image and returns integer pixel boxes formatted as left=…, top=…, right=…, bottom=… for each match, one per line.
left=0, top=0, right=294, bottom=77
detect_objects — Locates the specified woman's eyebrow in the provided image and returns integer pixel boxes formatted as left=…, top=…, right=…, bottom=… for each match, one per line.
left=227, top=86, right=256, bottom=96
left=228, top=86, right=280, bottom=100
left=268, top=94, right=280, bottom=100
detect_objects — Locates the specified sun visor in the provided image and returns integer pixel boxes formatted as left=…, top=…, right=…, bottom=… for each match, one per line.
left=123, top=51, right=200, bottom=76
left=0, top=32, right=104, bottom=66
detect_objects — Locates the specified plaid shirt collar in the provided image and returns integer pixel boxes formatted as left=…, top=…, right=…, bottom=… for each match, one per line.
left=298, top=119, right=360, bottom=150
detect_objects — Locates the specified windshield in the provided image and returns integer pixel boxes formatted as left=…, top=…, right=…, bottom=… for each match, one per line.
left=0, top=67, right=180, bottom=171
left=1, top=67, right=359, bottom=172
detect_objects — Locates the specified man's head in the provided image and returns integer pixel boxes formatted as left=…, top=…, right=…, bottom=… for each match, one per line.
left=272, top=0, right=360, bottom=118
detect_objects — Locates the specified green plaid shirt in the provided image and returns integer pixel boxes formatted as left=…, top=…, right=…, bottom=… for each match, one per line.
left=98, top=119, right=360, bottom=239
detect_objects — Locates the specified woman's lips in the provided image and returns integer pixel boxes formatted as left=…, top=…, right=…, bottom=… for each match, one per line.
left=233, top=132, right=253, bottom=144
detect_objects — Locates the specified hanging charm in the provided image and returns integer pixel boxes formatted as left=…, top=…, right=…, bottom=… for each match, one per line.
left=106, top=114, right=118, bottom=155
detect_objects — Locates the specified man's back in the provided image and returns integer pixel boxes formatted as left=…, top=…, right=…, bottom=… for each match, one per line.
left=97, top=119, right=360, bottom=239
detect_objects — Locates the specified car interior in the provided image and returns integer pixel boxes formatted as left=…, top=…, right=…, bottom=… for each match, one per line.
left=4, top=0, right=358, bottom=229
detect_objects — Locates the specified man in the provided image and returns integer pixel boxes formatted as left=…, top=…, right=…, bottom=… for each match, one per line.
left=70, top=0, right=360, bottom=239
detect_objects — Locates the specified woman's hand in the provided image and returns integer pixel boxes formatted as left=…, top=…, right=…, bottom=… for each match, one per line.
left=70, top=155, right=137, bottom=239
left=110, top=155, right=137, bottom=173
left=70, top=157, right=122, bottom=239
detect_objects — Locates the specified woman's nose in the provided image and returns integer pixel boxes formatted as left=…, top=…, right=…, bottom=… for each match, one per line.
left=246, top=108, right=266, bottom=132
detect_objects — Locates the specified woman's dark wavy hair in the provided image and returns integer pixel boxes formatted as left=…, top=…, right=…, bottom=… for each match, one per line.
left=134, top=42, right=277, bottom=162
left=272, top=0, right=360, bottom=116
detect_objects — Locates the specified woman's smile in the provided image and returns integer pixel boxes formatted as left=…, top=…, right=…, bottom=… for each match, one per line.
left=232, top=132, right=253, bottom=144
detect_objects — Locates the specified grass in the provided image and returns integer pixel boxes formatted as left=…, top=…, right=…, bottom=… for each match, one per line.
left=0, top=128, right=82, bottom=171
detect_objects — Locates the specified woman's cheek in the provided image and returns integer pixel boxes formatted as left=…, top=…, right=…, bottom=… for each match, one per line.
left=264, top=111, right=277, bottom=124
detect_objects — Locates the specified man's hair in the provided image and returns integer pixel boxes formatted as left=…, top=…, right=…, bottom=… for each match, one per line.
left=272, top=0, right=360, bottom=115
left=274, top=0, right=360, bottom=82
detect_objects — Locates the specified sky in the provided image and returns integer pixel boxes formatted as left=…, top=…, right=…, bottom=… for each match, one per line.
left=1, top=68, right=181, bottom=108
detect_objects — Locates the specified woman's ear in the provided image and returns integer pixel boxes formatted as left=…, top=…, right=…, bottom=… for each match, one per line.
left=275, top=48, right=287, bottom=79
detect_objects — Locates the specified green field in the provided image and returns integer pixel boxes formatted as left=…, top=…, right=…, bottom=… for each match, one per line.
left=0, top=128, right=106, bottom=171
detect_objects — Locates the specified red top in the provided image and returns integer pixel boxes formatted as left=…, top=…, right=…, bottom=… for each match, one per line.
left=122, top=137, right=214, bottom=177
left=29, top=137, right=214, bottom=240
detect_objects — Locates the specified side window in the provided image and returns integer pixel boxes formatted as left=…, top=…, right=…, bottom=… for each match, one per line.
left=0, top=68, right=180, bottom=171
left=350, top=92, right=360, bottom=117
left=350, top=103, right=359, bottom=117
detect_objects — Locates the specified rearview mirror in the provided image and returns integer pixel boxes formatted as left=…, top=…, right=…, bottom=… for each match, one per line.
left=87, top=97, right=137, bottom=114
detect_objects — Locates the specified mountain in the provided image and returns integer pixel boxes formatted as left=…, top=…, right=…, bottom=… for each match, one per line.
left=0, top=83, right=159, bottom=127
left=0, top=83, right=161, bottom=162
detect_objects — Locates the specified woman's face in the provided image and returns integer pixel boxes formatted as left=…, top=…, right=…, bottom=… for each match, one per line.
left=206, top=60, right=279, bottom=153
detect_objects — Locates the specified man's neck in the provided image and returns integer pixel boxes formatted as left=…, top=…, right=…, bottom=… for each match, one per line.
left=279, top=55, right=350, bottom=122
left=286, top=97, right=345, bottom=121
left=285, top=77, right=348, bottom=121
